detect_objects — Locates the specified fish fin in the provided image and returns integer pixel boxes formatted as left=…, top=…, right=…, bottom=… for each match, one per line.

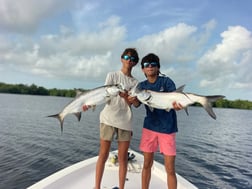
left=47, top=113, right=64, bottom=132
left=74, top=112, right=82, bottom=122
left=128, top=83, right=141, bottom=97
left=199, top=95, right=225, bottom=119
left=107, top=99, right=111, bottom=105
left=91, top=105, right=96, bottom=111
left=184, top=107, right=189, bottom=116
left=175, top=85, right=186, bottom=92
left=148, top=106, right=154, bottom=112
left=116, top=83, right=126, bottom=92
left=75, top=89, right=82, bottom=97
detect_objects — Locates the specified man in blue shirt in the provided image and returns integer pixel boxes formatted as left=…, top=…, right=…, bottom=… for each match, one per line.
left=138, top=53, right=182, bottom=189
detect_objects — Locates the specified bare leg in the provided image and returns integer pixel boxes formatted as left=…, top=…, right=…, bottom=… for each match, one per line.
left=118, top=141, right=130, bottom=189
left=95, top=139, right=111, bottom=189
left=164, top=155, right=177, bottom=189
left=141, top=152, right=154, bottom=189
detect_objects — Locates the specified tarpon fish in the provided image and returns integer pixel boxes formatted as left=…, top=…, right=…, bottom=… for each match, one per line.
left=129, top=85, right=225, bottom=119
left=48, top=84, right=124, bottom=131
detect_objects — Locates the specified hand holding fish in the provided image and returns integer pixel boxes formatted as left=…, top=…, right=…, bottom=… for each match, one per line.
left=82, top=105, right=91, bottom=111
left=120, top=91, right=141, bottom=107
left=119, top=91, right=131, bottom=106
left=128, top=95, right=141, bottom=107
left=119, top=91, right=129, bottom=98
left=172, top=102, right=183, bottom=111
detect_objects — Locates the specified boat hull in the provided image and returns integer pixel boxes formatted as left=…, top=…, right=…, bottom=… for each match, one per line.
left=28, top=150, right=197, bottom=189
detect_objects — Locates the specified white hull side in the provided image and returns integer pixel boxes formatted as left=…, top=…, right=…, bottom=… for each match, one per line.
left=28, top=150, right=197, bottom=189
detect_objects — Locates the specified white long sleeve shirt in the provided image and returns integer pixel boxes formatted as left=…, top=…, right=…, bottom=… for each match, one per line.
left=99, top=71, right=138, bottom=131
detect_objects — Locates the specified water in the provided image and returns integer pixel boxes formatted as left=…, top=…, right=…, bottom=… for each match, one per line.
left=0, top=93, right=251, bottom=189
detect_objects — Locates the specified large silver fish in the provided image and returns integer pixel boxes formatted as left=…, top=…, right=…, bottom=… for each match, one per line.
left=48, top=84, right=124, bottom=131
left=129, top=85, right=225, bottom=119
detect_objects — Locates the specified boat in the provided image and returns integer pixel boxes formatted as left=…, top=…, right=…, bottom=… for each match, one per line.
left=28, top=149, right=198, bottom=189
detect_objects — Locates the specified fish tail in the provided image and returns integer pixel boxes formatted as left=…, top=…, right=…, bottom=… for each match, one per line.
left=199, top=95, right=225, bottom=119
left=206, top=95, right=225, bottom=103
left=47, top=113, right=64, bottom=132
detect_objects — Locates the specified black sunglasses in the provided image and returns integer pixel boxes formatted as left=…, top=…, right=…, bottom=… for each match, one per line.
left=143, top=62, right=158, bottom=68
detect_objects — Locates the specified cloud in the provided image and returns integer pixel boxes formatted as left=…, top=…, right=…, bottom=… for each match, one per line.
left=40, top=16, right=126, bottom=56
left=136, top=23, right=198, bottom=61
left=0, top=15, right=126, bottom=82
left=0, top=0, right=73, bottom=33
left=198, top=26, right=252, bottom=91
left=0, top=0, right=251, bottom=100
left=135, top=21, right=216, bottom=84
left=136, top=20, right=217, bottom=62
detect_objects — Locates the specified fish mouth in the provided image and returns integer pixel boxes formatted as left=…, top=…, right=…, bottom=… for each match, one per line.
left=114, top=83, right=126, bottom=92
left=144, top=94, right=152, bottom=101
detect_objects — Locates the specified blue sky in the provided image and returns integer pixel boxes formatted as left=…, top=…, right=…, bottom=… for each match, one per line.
left=0, top=0, right=251, bottom=100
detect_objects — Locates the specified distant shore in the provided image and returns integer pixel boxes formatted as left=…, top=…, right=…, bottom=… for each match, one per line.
left=0, top=82, right=251, bottom=110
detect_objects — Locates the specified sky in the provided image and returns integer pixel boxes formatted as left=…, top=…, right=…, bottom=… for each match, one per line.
left=0, top=0, right=251, bottom=100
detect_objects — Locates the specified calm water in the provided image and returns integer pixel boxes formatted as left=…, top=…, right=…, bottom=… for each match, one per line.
left=0, top=93, right=251, bottom=189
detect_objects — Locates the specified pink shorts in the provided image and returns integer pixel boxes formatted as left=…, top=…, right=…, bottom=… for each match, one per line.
left=139, top=128, right=176, bottom=156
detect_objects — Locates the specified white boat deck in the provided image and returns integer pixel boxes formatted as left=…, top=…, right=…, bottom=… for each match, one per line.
left=28, top=150, right=197, bottom=189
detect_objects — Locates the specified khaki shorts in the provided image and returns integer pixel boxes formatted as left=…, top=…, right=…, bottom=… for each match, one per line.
left=100, top=123, right=132, bottom=141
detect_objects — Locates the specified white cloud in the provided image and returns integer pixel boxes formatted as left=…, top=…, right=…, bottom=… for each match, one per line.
left=136, top=23, right=198, bottom=62
left=198, top=26, right=252, bottom=91
left=0, top=0, right=251, bottom=100
left=135, top=22, right=215, bottom=86
left=0, top=0, right=72, bottom=33
left=40, top=16, right=125, bottom=56
left=136, top=20, right=217, bottom=64
left=0, top=15, right=126, bottom=83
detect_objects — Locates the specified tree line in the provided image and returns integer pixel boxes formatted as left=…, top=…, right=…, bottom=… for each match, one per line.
left=0, top=82, right=85, bottom=97
left=0, top=82, right=252, bottom=110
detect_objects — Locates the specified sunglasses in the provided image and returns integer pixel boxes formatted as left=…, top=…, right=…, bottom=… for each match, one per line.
left=122, top=55, right=136, bottom=62
left=143, top=62, right=158, bottom=68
